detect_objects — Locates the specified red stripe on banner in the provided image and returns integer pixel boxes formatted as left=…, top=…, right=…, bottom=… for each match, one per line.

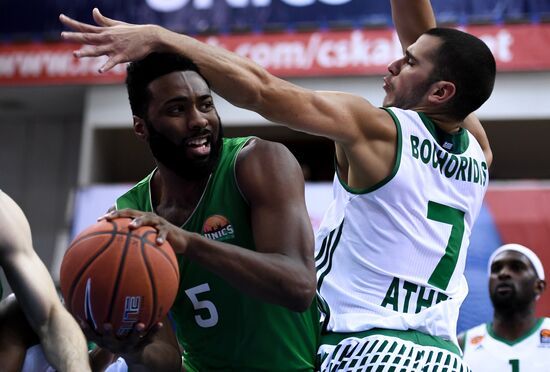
left=2, top=23, right=550, bottom=85
left=0, top=43, right=126, bottom=85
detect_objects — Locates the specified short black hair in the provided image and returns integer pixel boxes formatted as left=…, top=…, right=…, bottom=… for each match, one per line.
left=424, top=28, right=496, bottom=121
left=125, top=52, right=208, bottom=118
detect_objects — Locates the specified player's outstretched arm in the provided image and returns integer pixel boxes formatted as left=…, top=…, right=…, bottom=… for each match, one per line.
left=391, top=0, right=436, bottom=52
left=0, top=191, right=91, bottom=372
left=59, top=9, right=384, bottom=146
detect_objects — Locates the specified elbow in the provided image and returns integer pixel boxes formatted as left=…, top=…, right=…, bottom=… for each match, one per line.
left=285, top=277, right=317, bottom=313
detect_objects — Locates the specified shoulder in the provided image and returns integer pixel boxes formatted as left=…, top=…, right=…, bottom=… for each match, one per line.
left=237, top=137, right=293, bottom=157
left=235, top=138, right=304, bottom=201
left=236, top=138, right=300, bottom=174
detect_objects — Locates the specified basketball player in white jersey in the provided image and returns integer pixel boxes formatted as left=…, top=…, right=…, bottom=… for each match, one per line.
left=0, top=190, right=91, bottom=371
left=59, top=0, right=495, bottom=370
left=459, top=244, right=549, bottom=372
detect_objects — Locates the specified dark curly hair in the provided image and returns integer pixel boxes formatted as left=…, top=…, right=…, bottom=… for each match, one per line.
left=125, top=52, right=209, bottom=118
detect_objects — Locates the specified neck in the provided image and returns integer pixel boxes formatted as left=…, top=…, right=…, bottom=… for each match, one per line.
left=492, top=305, right=538, bottom=341
left=150, top=164, right=210, bottom=225
left=423, top=112, right=462, bottom=134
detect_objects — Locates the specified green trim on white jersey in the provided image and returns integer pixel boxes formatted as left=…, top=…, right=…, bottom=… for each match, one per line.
left=418, top=112, right=470, bottom=155
left=336, top=107, right=403, bottom=194
left=487, top=318, right=545, bottom=346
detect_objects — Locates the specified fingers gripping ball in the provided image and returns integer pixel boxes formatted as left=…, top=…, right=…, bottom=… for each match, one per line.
left=60, top=218, right=179, bottom=337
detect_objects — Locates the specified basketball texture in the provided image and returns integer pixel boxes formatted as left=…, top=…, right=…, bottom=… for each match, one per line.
left=60, top=217, right=180, bottom=337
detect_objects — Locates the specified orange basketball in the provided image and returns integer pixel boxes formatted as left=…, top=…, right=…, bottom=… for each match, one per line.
left=60, top=217, right=179, bottom=337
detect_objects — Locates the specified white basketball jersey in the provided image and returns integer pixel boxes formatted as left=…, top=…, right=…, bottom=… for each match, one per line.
left=463, top=318, right=550, bottom=372
left=315, top=107, right=488, bottom=343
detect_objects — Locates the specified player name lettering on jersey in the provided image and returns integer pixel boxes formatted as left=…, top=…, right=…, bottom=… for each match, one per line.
left=381, top=277, right=449, bottom=314
left=410, top=135, right=488, bottom=186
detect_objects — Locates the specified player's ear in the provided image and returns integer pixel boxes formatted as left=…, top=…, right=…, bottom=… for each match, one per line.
left=427, top=81, right=456, bottom=105
left=535, top=279, right=546, bottom=298
left=133, top=115, right=147, bottom=141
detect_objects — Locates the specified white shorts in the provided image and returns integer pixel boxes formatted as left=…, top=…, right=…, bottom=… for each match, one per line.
left=318, top=331, right=470, bottom=372
left=22, top=345, right=56, bottom=372
left=105, top=357, right=128, bottom=372
left=22, top=344, right=128, bottom=372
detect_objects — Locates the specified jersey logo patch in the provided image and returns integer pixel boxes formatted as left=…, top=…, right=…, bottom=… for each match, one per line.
left=470, top=335, right=484, bottom=345
left=203, top=215, right=235, bottom=241
left=540, top=329, right=550, bottom=346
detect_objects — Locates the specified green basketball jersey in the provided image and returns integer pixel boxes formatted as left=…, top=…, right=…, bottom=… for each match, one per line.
left=116, top=137, right=319, bottom=371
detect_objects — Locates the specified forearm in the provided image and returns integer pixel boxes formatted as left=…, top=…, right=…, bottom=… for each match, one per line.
left=391, top=0, right=436, bottom=50
left=183, top=233, right=315, bottom=311
left=154, top=27, right=273, bottom=113
left=38, top=305, right=91, bottom=372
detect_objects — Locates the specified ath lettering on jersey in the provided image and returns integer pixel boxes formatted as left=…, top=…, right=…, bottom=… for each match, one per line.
left=381, top=277, right=449, bottom=313
left=410, top=135, right=488, bottom=186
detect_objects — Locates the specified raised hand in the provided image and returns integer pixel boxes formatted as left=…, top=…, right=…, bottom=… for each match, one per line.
left=59, top=8, right=165, bottom=73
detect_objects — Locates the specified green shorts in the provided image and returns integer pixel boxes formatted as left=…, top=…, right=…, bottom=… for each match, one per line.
left=317, top=329, right=470, bottom=372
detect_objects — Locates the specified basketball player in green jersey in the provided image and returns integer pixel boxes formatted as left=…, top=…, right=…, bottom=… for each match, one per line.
left=0, top=190, right=91, bottom=371
left=78, top=53, right=319, bottom=371
left=459, top=244, right=549, bottom=372
left=60, top=1, right=494, bottom=370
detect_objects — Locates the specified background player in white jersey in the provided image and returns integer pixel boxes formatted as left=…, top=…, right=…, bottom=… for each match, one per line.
left=58, top=0, right=495, bottom=370
left=459, top=244, right=549, bottom=372
left=0, top=190, right=91, bottom=371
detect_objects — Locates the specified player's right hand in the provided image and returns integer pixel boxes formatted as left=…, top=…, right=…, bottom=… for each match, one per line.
left=79, top=319, right=162, bottom=359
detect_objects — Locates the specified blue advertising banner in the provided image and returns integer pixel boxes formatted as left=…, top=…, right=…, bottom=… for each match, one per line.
left=1, top=0, right=542, bottom=41
left=2, top=0, right=389, bottom=40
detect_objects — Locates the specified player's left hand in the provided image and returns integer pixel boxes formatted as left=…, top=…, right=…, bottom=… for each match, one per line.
left=100, top=209, right=191, bottom=254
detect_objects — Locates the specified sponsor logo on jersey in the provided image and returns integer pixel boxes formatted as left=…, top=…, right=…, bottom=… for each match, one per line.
left=203, top=215, right=235, bottom=241
left=540, top=329, right=550, bottom=345
left=470, top=335, right=484, bottom=345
